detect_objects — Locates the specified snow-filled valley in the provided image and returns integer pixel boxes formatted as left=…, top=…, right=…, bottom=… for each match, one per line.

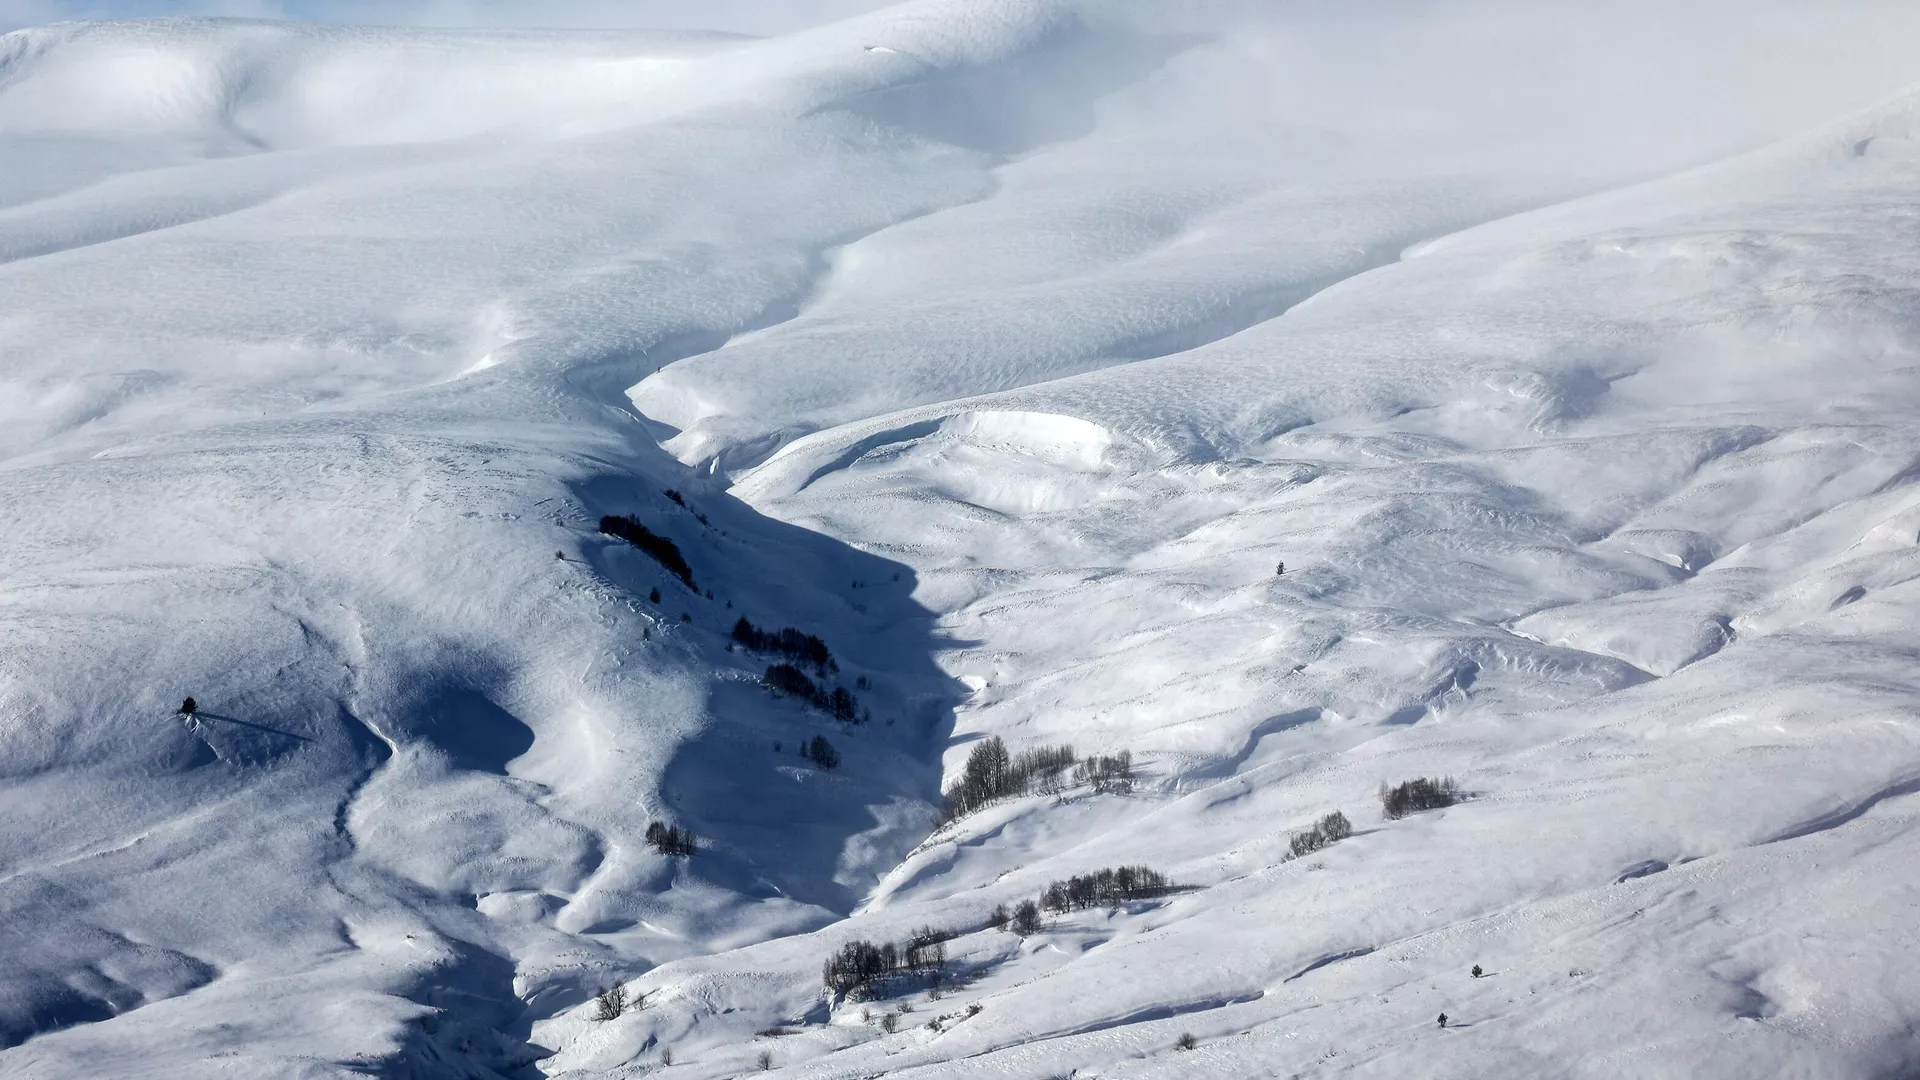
left=3, top=3, right=1920, bottom=1077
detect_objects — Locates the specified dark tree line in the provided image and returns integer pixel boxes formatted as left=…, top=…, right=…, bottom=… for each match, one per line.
left=600, top=515, right=694, bottom=588
left=824, top=863, right=1175, bottom=992
left=1288, top=810, right=1352, bottom=858
left=663, top=488, right=711, bottom=526
left=940, top=737, right=1097, bottom=822
left=822, top=926, right=957, bottom=998
left=1040, top=865, right=1169, bottom=913
left=762, top=663, right=864, bottom=722
left=732, top=617, right=837, bottom=675
left=645, top=821, right=697, bottom=856
left=1380, top=776, right=1459, bottom=819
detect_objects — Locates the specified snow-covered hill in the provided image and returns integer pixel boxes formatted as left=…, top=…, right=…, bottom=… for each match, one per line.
left=2, top=3, right=1919, bottom=1078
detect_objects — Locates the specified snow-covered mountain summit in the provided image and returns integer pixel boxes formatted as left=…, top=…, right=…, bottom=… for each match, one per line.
left=2, top=3, right=1919, bottom=1077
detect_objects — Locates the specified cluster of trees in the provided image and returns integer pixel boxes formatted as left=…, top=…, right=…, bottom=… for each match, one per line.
left=1288, top=810, right=1352, bottom=859
left=1380, top=776, right=1459, bottom=819
left=940, top=737, right=1082, bottom=822
left=903, top=926, right=954, bottom=973
left=802, top=734, right=841, bottom=769
left=822, top=925, right=956, bottom=999
left=983, top=863, right=1172, bottom=938
left=732, top=617, right=837, bottom=675
left=823, top=861, right=1176, bottom=997
left=762, top=663, right=864, bottom=722
left=645, top=821, right=697, bottom=856
left=985, top=899, right=1043, bottom=936
left=1039, top=865, right=1169, bottom=913
left=1071, top=750, right=1133, bottom=793
left=599, top=515, right=693, bottom=588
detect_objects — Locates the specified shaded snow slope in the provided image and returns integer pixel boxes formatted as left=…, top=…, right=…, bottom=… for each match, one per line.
left=0, top=3, right=1918, bottom=1079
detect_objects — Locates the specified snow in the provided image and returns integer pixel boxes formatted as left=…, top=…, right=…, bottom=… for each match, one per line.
left=2, top=2, right=1920, bottom=1078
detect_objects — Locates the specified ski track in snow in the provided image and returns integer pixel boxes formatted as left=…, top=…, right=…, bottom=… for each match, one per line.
left=3, top=4, right=1920, bottom=1079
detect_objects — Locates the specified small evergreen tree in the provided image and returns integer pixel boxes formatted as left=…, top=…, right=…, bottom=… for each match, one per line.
left=806, top=735, right=841, bottom=769
left=178, top=697, right=198, bottom=716
left=831, top=686, right=859, bottom=722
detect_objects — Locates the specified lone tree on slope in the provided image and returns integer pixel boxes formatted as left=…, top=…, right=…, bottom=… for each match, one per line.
left=178, top=697, right=198, bottom=716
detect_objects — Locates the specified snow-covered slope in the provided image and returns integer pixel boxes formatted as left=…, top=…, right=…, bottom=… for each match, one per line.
left=2, top=3, right=1919, bottom=1078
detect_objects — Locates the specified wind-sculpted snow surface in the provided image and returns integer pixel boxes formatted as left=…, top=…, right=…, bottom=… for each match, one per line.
left=689, top=92, right=1920, bottom=1080
left=2, top=2, right=1920, bottom=1078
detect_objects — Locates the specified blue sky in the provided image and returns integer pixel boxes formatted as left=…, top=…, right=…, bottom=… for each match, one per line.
left=0, top=0, right=894, bottom=33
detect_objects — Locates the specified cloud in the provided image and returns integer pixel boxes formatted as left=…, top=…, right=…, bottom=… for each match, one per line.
left=1094, top=0, right=1920, bottom=182
left=306, top=0, right=896, bottom=33
left=0, top=0, right=898, bottom=33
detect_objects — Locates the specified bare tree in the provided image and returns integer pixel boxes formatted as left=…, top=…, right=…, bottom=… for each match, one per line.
left=1010, top=899, right=1042, bottom=935
left=592, top=984, right=628, bottom=1021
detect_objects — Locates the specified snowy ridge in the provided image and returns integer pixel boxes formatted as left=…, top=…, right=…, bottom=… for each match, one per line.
left=0, top=3, right=1918, bottom=1078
